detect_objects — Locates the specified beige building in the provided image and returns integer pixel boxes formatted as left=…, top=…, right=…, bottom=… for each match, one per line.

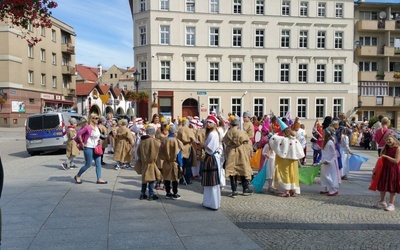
left=129, top=0, right=358, bottom=128
left=0, top=17, right=76, bottom=127
left=354, top=2, right=400, bottom=128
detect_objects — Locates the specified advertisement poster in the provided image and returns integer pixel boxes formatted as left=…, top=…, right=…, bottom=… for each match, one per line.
left=12, top=101, right=26, bottom=113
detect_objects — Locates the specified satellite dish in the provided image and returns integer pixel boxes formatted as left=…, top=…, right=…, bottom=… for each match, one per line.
left=379, top=11, right=387, bottom=19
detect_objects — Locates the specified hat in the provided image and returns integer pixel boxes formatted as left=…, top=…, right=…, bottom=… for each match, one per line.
left=128, top=121, right=134, bottom=128
left=261, top=116, right=270, bottom=132
left=69, top=118, right=77, bottom=124
left=277, top=117, right=288, bottom=131
left=206, top=115, right=218, bottom=124
left=230, top=115, right=240, bottom=126
left=190, top=119, right=198, bottom=127
left=146, top=126, right=156, bottom=135
left=99, top=116, right=106, bottom=123
left=197, top=121, right=203, bottom=128
left=169, top=124, right=178, bottom=134
left=243, top=111, right=251, bottom=118
left=136, top=117, right=143, bottom=123
left=210, top=110, right=217, bottom=116
left=194, top=116, right=199, bottom=120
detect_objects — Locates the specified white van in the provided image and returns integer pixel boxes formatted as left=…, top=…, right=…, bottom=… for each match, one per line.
left=25, top=112, right=84, bottom=156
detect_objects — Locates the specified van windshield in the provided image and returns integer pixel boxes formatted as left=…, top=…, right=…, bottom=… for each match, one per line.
left=28, top=115, right=60, bottom=130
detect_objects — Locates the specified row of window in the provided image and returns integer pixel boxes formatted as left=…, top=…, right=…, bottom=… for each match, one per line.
left=207, top=97, right=344, bottom=119
left=139, top=61, right=345, bottom=83
left=27, top=46, right=71, bottom=66
left=27, top=71, right=58, bottom=88
left=140, top=26, right=344, bottom=50
left=142, top=0, right=344, bottom=18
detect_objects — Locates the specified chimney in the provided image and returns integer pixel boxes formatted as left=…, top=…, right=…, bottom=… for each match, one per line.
left=97, top=64, right=102, bottom=78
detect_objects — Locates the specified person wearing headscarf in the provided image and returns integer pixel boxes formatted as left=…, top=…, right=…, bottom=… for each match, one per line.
left=62, top=118, right=80, bottom=170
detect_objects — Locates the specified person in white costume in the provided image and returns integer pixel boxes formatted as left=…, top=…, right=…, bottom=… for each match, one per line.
left=320, top=127, right=341, bottom=196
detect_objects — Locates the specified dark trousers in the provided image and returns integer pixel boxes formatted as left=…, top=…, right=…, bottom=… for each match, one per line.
left=229, top=175, right=249, bottom=192
left=182, top=157, right=193, bottom=184
left=164, top=180, right=178, bottom=195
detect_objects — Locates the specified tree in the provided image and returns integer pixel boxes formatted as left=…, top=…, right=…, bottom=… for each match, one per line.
left=0, top=0, right=58, bottom=45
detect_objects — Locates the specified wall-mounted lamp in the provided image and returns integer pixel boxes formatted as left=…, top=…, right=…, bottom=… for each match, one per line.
left=358, top=100, right=363, bottom=108
left=153, top=92, right=157, bottom=103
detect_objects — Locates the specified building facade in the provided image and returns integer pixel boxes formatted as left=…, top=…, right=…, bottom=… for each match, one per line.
left=129, top=0, right=358, bottom=129
left=354, top=2, right=400, bottom=128
left=0, top=17, right=76, bottom=127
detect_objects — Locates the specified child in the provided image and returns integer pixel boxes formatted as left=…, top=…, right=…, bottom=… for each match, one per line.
left=320, top=127, right=341, bottom=196
left=338, top=127, right=353, bottom=180
left=62, top=118, right=79, bottom=170
left=375, top=134, right=400, bottom=211
left=262, top=136, right=276, bottom=193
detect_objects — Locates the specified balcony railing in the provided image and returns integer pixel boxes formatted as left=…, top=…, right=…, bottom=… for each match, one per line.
left=61, top=43, right=75, bottom=54
left=62, top=88, right=76, bottom=97
left=62, top=65, right=75, bottom=75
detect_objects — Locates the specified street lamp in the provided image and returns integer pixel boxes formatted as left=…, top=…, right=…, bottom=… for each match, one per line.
left=239, top=91, right=247, bottom=130
left=132, top=70, right=140, bottom=116
left=153, top=92, right=157, bottom=103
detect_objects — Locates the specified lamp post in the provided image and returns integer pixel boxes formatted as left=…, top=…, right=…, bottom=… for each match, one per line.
left=153, top=92, right=157, bottom=103
left=133, top=70, right=140, bottom=117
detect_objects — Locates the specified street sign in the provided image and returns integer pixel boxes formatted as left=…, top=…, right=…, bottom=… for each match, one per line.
left=197, top=91, right=207, bottom=95
left=99, top=94, right=109, bottom=104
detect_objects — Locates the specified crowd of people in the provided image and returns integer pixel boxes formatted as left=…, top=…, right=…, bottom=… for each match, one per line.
left=61, top=111, right=400, bottom=212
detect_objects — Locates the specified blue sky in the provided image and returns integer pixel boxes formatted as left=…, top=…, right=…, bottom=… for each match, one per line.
left=52, top=0, right=133, bottom=69
left=51, top=0, right=399, bottom=70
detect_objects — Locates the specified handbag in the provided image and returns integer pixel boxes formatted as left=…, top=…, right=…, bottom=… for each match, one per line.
left=94, top=144, right=103, bottom=155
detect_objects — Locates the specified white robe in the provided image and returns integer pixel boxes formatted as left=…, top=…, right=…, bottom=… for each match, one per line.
left=262, top=143, right=275, bottom=180
left=339, top=135, right=351, bottom=177
left=320, top=140, right=341, bottom=192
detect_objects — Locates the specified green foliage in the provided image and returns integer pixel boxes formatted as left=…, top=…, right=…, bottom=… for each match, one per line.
left=368, top=116, right=379, bottom=128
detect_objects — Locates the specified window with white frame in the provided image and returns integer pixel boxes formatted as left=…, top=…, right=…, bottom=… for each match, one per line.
left=160, top=61, right=170, bottom=80
left=298, top=64, right=307, bottom=83
left=41, top=74, right=46, bottom=86
left=140, top=0, right=146, bottom=11
left=52, top=76, right=57, bottom=88
left=210, top=62, right=219, bottom=81
left=28, top=71, right=33, bottom=84
left=335, top=31, right=343, bottom=49
left=316, top=64, right=325, bottom=83
left=160, top=0, right=169, bottom=10
left=62, top=56, right=69, bottom=66
left=256, top=0, right=264, bottom=15
left=360, top=11, right=378, bottom=20
left=232, top=28, right=242, bottom=47
left=317, top=31, right=326, bottom=48
left=333, top=98, right=343, bottom=118
left=255, top=63, right=264, bottom=82
left=279, top=98, right=289, bottom=117
left=255, top=29, right=264, bottom=47
left=282, top=1, right=290, bottom=16
left=231, top=98, right=241, bottom=117
left=123, top=85, right=128, bottom=91
left=334, top=64, right=343, bottom=83
left=299, top=30, right=308, bottom=48
left=254, top=98, right=264, bottom=117
left=27, top=23, right=33, bottom=32
left=232, top=63, right=242, bottom=82
left=300, top=2, right=308, bottom=17
left=28, top=45, right=33, bottom=58
left=297, top=98, right=307, bottom=118
left=233, top=0, right=241, bottom=14
left=40, top=26, right=45, bottom=36
left=316, top=98, right=325, bottom=118
left=210, top=0, right=219, bottom=13
left=280, top=64, right=290, bottom=82
left=40, top=49, right=46, bottom=62
left=140, top=61, right=147, bottom=81
left=210, top=27, right=219, bottom=46
left=335, top=3, right=343, bottom=18
left=140, top=26, right=146, bottom=45
left=186, top=62, right=196, bottom=81
left=209, top=98, right=220, bottom=114
left=160, top=25, right=170, bottom=45
left=186, top=27, right=196, bottom=46
left=359, top=61, right=378, bottom=71
left=52, top=53, right=56, bottom=65
left=51, top=29, right=56, bottom=42
left=359, top=82, right=388, bottom=96
left=359, top=36, right=378, bottom=46
left=281, top=30, right=290, bottom=48
left=186, top=0, right=195, bottom=12
left=363, top=110, right=375, bottom=121
left=317, top=2, right=326, bottom=17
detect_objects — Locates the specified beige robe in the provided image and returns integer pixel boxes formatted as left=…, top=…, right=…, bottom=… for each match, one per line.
left=113, top=126, right=134, bottom=163
left=159, top=137, right=183, bottom=181
left=66, top=127, right=79, bottom=157
left=223, top=127, right=252, bottom=180
left=137, top=136, right=162, bottom=183
left=98, top=124, right=108, bottom=149
left=177, top=125, right=195, bottom=158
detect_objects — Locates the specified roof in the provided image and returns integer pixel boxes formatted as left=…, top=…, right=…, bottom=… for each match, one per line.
left=76, top=83, right=97, bottom=96
left=76, top=65, right=99, bottom=83
left=99, top=85, right=111, bottom=95
left=113, top=88, right=123, bottom=97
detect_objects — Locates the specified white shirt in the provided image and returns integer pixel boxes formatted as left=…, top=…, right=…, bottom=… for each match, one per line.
left=86, top=126, right=100, bottom=148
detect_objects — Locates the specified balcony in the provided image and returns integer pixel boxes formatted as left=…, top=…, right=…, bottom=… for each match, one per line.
left=355, top=46, right=379, bottom=57
left=358, top=71, right=388, bottom=81
left=62, top=65, right=75, bottom=75
left=359, top=96, right=393, bottom=107
left=62, top=88, right=76, bottom=97
left=62, top=43, right=75, bottom=54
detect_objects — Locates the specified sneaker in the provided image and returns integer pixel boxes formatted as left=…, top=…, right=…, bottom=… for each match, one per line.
left=384, top=203, right=395, bottom=211
left=341, top=175, right=348, bottom=180
left=243, top=189, right=254, bottom=196
left=139, top=194, right=148, bottom=200
left=61, top=163, right=67, bottom=170
left=172, top=194, right=181, bottom=200
left=125, top=164, right=132, bottom=169
left=69, top=165, right=76, bottom=169
left=165, top=193, right=173, bottom=199
left=228, top=191, right=238, bottom=198
left=375, top=201, right=387, bottom=209
left=114, top=165, right=120, bottom=170
left=148, top=195, right=159, bottom=201
left=101, top=162, right=107, bottom=166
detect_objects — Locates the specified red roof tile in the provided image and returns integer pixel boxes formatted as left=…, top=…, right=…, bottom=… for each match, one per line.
left=113, top=88, right=123, bottom=97
left=76, top=65, right=99, bottom=83
left=99, top=85, right=111, bottom=95
left=76, top=83, right=97, bottom=96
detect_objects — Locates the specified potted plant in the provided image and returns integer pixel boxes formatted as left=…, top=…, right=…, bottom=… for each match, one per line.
left=376, top=73, right=385, bottom=79
left=124, top=91, right=149, bottom=103
left=151, top=102, right=158, bottom=108
left=0, top=97, right=5, bottom=105
left=394, top=72, right=400, bottom=79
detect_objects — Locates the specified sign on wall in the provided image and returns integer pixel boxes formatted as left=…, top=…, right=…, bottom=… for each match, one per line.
left=12, top=101, right=25, bottom=113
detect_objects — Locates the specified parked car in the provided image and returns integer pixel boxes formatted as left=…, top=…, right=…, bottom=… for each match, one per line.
left=25, top=112, right=84, bottom=156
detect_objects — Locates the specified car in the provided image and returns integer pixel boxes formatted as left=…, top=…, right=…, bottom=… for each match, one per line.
left=25, top=112, right=84, bottom=156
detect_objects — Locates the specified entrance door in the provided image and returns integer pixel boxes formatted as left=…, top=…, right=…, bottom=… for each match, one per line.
left=182, top=98, right=198, bottom=117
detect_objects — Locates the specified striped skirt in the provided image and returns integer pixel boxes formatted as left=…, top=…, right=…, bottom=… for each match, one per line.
left=201, top=153, right=220, bottom=187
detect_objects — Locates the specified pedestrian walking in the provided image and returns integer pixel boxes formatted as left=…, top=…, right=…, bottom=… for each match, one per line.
left=62, top=118, right=79, bottom=170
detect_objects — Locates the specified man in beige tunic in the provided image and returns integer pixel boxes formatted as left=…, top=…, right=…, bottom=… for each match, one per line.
left=113, top=119, right=134, bottom=170
left=177, top=118, right=196, bottom=184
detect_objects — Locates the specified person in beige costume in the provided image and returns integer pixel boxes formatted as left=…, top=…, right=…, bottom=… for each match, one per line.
left=113, top=119, right=135, bottom=169
left=177, top=118, right=196, bottom=184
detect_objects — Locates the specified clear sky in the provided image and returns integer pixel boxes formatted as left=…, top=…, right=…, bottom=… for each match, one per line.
left=52, top=0, right=133, bottom=70
left=50, top=0, right=399, bottom=70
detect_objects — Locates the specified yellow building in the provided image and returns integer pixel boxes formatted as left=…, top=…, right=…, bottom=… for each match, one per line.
left=0, top=17, right=76, bottom=127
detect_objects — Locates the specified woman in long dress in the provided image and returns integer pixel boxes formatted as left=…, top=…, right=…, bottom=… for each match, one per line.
left=320, top=127, right=341, bottom=196
left=200, top=115, right=221, bottom=210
